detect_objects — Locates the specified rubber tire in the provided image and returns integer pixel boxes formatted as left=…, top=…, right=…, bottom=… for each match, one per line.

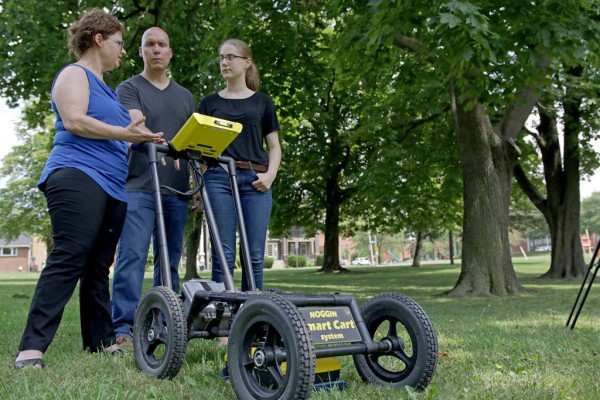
left=353, top=292, right=437, bottom=390
left=227, top=293, right=315, bottom=400
left=133, top=286, right=187, bottom=379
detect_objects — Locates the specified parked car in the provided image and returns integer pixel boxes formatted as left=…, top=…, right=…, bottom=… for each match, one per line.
left=352, top=257, right=371, bottom=265
left=535, top=245, right=552, bottom=252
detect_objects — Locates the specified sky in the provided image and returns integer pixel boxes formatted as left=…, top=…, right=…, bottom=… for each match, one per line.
left=0, top=99, right=598, bottom=197
left=0, top=100, right=21, bottom=160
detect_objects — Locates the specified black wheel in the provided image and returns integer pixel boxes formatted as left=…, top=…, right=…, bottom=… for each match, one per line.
left=227, top=293, right=315, bottom=400
left=353, top=292, right=437, bottom=390
left=133, top=286, right=187, bottom=379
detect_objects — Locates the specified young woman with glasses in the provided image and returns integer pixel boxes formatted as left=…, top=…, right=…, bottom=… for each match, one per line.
left=199, top=39, right=281, bottom=295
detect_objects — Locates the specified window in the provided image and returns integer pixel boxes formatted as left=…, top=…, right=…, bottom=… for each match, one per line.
left=291, top=227, right=305, bottom=238
left=267, top=243, right=278, bottom=259
left=0, top=247, right=17, bottom=256
left=288, top=242, right=309, bottom=256
left=299, top=242, right=308, bottom=256
left=288, top=243, right=297, bottom=254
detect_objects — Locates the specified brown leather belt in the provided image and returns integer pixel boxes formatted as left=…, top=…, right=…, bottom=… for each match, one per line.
left=234, top=161, right=268, bottom=172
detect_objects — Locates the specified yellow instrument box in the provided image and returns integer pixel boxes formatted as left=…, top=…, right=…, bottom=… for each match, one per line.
left=170, top=113, right=243, bottom=157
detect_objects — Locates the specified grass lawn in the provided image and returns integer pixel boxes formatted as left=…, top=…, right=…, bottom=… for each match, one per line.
left=2, top=254, right=600, bottom=399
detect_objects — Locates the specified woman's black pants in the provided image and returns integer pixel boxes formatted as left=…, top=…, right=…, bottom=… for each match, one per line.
left=18, top=168, right=126, bottom=353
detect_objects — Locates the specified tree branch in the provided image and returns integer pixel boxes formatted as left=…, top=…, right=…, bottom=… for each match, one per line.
left=513, top=163, right=548, bottom=216
left=121, top=0, right=146, bottom=20
left=525, top=125, right=538, bottom=137
left=494, top=53, right=551, bottom=139
left=494, top=87, right=539, bottom=139
left=392, top=105, right=451, bottom=144
left=392, top=33, right=421, bottom=53
left=392, top=33, right=440, bottom=65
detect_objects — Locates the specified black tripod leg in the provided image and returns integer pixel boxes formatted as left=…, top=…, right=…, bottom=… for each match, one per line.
left=227, top=163, right=256, bottom=291
left=566, top=264, right=593, bottom=328
left=566, top=238, right=600, bottom=329
left=568, top=266, right=600, bottom=330
left=191, top=159, right=236, bottom=292
left=217, top=157, right=256, bottom=291
left=146, top=143, right=172, bottom=291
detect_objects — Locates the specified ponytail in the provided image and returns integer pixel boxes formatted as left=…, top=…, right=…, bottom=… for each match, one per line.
left=246, top=63, right=260, bottom=91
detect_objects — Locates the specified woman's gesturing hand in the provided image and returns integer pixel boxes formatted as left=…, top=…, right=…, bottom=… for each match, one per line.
left=125, top=117, right=165, bottom=143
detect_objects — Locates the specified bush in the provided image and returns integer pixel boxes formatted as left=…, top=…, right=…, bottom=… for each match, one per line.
left=314, top=254, right=324, bottom=266
left=263, top=257, right=274, bottom=269
left=287, top=255, right=307, bottom=268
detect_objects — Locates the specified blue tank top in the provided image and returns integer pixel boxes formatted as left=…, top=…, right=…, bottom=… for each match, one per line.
left=38, top=64, right=131, bottom=201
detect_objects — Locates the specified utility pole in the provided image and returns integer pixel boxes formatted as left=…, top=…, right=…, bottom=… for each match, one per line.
left=295, top=241, right=299, bottom=268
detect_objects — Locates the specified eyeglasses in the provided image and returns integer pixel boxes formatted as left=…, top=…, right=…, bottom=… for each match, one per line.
left=218, top=54, right=248, bottom=63
left=107, top=38, right=125, bottom=51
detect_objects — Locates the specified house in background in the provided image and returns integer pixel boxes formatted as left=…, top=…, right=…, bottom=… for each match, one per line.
left=194, top=224, right=321, bottom=269
left=0, top=235, right=46, bottom=273
left=266, top=227, right=319, bottom=268
left=267, top=228, right=360, bottom=266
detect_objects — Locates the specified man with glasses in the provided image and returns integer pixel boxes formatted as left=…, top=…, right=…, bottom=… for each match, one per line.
left=111, top=27, right=196, bottom=348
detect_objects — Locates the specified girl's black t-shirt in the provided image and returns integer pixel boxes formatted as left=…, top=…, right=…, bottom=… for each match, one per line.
left=199, top=92, right=280, bottom=166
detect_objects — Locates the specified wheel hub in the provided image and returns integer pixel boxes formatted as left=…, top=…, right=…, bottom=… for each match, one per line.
left=253, top=349, right=267, bottom=368
left=147, top=328, right=156, bottom=342
left=382, top=336, right=404, bottom=352
left=253, top=347, right=278, bottom=369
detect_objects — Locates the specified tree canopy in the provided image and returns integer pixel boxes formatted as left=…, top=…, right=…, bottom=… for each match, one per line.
left=345, top=0, right=599, bottom=292
left=0, top=1, right=598, bottom=292
left=0, top=112, right=52, bottom=246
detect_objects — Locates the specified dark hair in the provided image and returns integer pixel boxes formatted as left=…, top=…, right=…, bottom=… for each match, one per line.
left=219, top=39, right=260, bottom=91
left=68, top=8, right=124, bottom=58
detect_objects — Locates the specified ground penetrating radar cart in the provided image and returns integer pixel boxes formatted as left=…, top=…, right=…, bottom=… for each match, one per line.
left=132, top=114, right=438, bottom=399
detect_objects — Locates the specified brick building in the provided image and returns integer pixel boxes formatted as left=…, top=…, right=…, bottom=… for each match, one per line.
left=0, top=235, right=46, bottom=273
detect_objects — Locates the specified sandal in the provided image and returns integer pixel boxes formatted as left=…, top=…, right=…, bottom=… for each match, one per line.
left=14, top=358, right=44, bottom=370
left=104, top=344, right=124, bottom=355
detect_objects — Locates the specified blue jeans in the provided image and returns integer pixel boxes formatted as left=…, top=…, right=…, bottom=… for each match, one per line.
left=204, top=167, right=271, bottom=291
left=111, top=192, right=188, bottom=338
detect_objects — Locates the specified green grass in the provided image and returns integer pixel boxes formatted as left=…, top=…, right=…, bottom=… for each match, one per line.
left=2, top=255, right=600, bottom=399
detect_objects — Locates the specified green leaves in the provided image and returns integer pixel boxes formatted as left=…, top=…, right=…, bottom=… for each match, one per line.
left=439, top=13, right=461, bottom=29
left=581, top=192, right=600, bottom=235
left=0, top=0, right=598, bottom=265
left=0, top=103, right=52, bottom=241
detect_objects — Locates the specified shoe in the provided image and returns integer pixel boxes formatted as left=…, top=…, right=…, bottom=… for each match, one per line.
left=14, top=358, right=44, bottom=370
left=116, top=335, right=133, bottom=350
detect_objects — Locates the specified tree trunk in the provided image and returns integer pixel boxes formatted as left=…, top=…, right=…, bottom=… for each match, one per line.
left=412, top=231, right=423, bottom=268
left=319, top=172, right=345, bottom=273
left=540, top=109, right=584, bottom=278
left=515, top=133, right=585, bottom=278
left=389, top=33, right=545, bottom=296
left=514, top=70, right=586, bottom=278
left=449, top=230, right=455, bottom=265
left=545, top=68, right=585, bottom=277
left=543, top=204, right=584, bottom=278
left=446, top=90, right=526, bottom=296
left=183, top=211, right=202, bottom=282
